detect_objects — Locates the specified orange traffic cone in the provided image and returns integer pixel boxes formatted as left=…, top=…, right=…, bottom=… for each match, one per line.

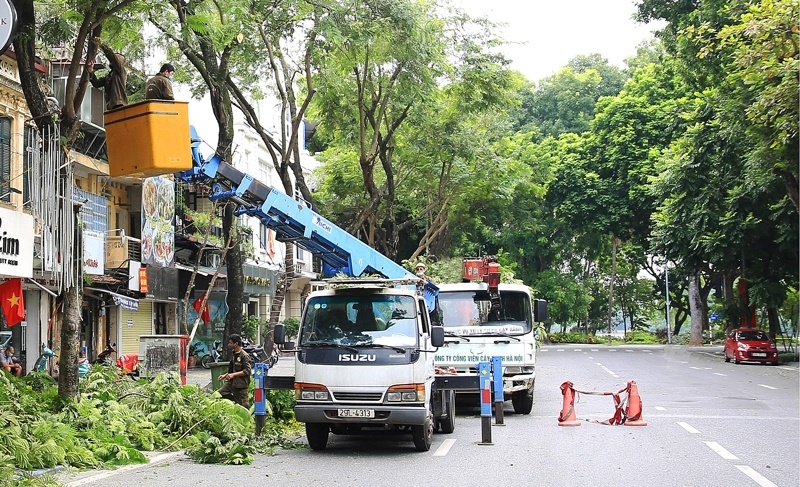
left=624, top=380, right=647, bottom=426
left=558, top=381, right=581, bottom=426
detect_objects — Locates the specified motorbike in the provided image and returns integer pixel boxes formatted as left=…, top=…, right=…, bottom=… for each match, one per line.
left=93, top=343, right=116, bottom=365
left=201, top=340, right=222, bottom=369
left=243, top=341, right=279, bottom=367
left=33, top=343, right=56, bottom=373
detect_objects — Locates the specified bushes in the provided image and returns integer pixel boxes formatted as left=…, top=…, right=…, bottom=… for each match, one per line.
left=548, top=332, right=605, bottom=344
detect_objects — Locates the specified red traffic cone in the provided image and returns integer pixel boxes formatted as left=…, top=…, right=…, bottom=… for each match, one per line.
left=558, top=381, right=581, bottom=426
left=624, top=380, right=647, bottom=426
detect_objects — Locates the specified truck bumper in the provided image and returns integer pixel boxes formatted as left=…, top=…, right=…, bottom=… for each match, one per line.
left=503, top=373, right=535, bottom=394
left=296, top=404, right=428, bottom=426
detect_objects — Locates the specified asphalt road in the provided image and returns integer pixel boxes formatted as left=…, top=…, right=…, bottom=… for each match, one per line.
left=56, top=345, right=799, bottom=487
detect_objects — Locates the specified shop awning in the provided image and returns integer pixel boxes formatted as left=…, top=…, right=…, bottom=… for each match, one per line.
left=174, top=263, right=226, bottom=278
left=85, top=287, right=139, bottom=311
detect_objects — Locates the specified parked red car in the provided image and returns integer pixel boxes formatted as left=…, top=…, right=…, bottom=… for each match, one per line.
left=724, top=328, right=779, bottom=365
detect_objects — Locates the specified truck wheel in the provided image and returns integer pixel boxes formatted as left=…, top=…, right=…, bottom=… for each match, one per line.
left=439, top=391, right=456, bottom=434
left=200, top=354, right=212, bottom=369
left=305, top=423, right=330, bottom=451
left=411, top=405, right=434, bottom=452
left=512, top=386, right=534, bottom=415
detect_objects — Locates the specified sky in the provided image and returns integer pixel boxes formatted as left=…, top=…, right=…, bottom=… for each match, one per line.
left=454, top=0, right=664, bottom=82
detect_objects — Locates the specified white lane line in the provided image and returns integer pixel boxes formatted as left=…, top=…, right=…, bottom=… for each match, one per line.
left=625, top=349, right=634, bottom=352
left=590, top=349, right=598, bottom=352
left=677, top=421, right=700, bottom=434
left=734, top=465, right=778, bottom=487
left=574, top=349, right=581, bottom=352
left=713, top=372, right=726, bottom=376
left=777, top=366, right=797, bottom=371
left=609, top=349, right=617, bottom=352
left=654, top=406, right=666, bottom=411
left=704, top=441, right=738, bottom=460
left=596, top=362, right=619, bottom=378
left=66, top=451, right=183, bottom=486
left=757, top=384, right=778, bottom=390
left=556, top=349, right=564, bottom=352
left=433, top=438, right=456, bottom=457
left=690, top=366, right=712, bottom=370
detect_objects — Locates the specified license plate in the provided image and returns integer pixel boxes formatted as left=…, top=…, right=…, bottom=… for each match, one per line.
left=338, top=408, right=375, bottom=418
left=751, top=352, right=767, bottom=357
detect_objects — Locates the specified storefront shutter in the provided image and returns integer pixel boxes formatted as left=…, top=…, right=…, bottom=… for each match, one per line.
left=120, top=300, right=153, bottom=355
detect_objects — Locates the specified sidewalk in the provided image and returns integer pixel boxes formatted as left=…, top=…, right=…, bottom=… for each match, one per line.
left=184, top=355, right=295, bottom=389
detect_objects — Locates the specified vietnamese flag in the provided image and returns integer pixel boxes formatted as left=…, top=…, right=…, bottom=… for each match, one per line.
left=0, top=278, right=24, bottom=327
left=192, top=293, right=211, bottom=324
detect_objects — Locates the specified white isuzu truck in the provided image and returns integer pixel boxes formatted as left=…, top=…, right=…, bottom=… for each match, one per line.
left=433, top=257, right=547, bottom=414
left=274, top=279, right=456, bottom=452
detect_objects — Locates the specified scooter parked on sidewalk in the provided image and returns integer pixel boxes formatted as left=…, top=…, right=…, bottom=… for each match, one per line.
left=201, top=340, right=222, bottom=369
left=93, top=343, right=116, bottom=365
left=33, top=343, right=56, bottom=373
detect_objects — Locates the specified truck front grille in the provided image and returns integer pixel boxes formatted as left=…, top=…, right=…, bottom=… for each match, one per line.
left=332, top=392, right=383, bottom=402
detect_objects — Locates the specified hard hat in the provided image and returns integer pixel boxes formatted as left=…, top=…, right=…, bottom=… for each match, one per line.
left=415, top=262, right=426, bottom=269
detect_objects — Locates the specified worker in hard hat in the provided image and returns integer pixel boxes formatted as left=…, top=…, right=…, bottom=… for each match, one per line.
left=415, top=262, right=435, bottom=283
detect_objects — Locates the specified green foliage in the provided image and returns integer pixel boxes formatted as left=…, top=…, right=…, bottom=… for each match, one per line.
left=0, top=365, right=296, bottom=473
left=281, top=317, right=300, bottom=340
left=548, top=332, right=604, bottom=344
left=242, top=315, right=261, bottom=341
left=623, top=331, right=660, bottom=344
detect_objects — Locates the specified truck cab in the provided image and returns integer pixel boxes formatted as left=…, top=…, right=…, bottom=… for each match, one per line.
left=275, top=279, right=452, bottom=451
left=433, top=282, right=546, bottom=414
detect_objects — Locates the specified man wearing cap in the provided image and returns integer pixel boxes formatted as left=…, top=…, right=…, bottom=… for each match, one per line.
left=415, top=262, right=435, bottom=283
left=145, top=63, right=175, bottom=100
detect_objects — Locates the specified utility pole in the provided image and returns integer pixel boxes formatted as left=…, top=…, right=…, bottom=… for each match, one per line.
left=665, top=261, right=672, bottom=345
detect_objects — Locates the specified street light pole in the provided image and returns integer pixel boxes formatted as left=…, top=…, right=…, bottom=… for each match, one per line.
left=665, top=262, right=672, bottom=345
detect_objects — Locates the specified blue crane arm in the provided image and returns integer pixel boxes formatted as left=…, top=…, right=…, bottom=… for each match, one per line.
left=176, top=126, right=416, bottom=281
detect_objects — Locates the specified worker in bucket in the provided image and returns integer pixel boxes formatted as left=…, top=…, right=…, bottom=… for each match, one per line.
left=218, top=334, right=252, bottom=408
left=415, top=262, right=435, bottom=283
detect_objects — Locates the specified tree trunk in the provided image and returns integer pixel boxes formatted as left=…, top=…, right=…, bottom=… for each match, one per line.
left=766, top=307, right=779, bottom=340
left=57, top=285, right=81, bottom=397
left=688, top=271, right=704, bottom=346
left=222, top=204, right=244, bottom=349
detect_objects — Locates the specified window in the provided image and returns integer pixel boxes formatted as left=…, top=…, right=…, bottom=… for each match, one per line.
left=0, top=118, right=10, bottom=203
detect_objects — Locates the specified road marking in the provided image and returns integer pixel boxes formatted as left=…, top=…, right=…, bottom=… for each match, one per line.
left=433, top=439, right=456, bottom=457
left=574, top=349, right=581, bottom=352
left=590, top=349, right=598, bottom=352
left=690, top=366, right=711, bottom=370
left=654, top=406, right=666, bottom=411
left=776, top=366, right=797, bottom=371
left=625, top=349, right=633, bottom=352
left=713, top=372, right=726, bottom=376
left=757, top=384, right=777, bottom=390
left=704, top=441, right=738, bottom=460
left=677, top=421, right=700, bottom=434
left=596, top=363, right=619, bottom=378
left=609, top=349, right=617, bottom=352
left=556, top=349, right=564, bottom=352
left=66, top=451, right=183, bottom=486
left=734, top=465, right=778, bottom=487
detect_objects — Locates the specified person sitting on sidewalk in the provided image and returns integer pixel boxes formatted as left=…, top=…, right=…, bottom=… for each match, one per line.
left=1, top=345, right=22, bottom=377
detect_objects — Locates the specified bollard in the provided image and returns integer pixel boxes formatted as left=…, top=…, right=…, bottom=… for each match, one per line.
left=477, top=361, right=493, bottom=445
left=253, top=362, right=269, bottom=436
left=491, top=356, right=505, bottom=425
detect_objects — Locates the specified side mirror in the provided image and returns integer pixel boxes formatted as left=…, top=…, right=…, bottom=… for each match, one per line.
left=534, top=299, right=548, bottom=323
left=273, top=323, right=286, bottom=344
left=430, top=326, right=444, bottom=348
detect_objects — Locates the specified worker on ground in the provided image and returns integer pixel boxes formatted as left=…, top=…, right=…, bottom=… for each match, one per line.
left=218, top=334, right=252, bottom=408
left=86, top=37, right=127, bottom=110
left=145, top=63, right=175, bottom=100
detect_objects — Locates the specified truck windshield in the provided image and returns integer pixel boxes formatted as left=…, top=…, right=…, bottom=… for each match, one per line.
left=435, top=290, right=532, bottom=335
left=300, top=295, right=419, bottom=348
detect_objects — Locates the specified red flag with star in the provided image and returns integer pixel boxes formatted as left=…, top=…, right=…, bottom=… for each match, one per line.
left=192, top=293, right=211, bottom=324
left=0, top=278, right=25, bottom=327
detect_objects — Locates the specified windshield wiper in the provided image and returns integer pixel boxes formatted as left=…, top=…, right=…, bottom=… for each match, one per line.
left=444, top=331, right=470, bottom=342
left=361, top=343, right=408, bottom=353
left=484, top=331, right=521, bottom=342
left=303, top=342, right=359, bottom=353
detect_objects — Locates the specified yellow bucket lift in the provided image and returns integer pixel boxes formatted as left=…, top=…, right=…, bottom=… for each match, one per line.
left=104, top=100, right=192, bottom=177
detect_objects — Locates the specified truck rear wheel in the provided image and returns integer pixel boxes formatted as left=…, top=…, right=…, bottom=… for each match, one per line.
left=439, top=390, right=456, bottom=434
left=512, top=385, right=534, bottom=415
left=411, top=405, right=434, bottom=451
left=305, top=423, right=330, bottom=451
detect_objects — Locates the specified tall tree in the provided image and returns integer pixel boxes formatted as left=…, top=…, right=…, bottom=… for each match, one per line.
left=13, top=0, right=138, bottom=398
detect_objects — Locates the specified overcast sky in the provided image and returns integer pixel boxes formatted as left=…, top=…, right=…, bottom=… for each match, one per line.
left=454, top=0, right=663, bottom=82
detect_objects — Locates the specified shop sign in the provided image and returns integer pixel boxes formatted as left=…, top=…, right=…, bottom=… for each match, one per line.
left=0, top=208, right=33, bottom=278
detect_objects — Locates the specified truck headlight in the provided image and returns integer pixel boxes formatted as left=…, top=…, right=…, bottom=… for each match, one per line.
left=504, top=366, right=534, bottom=375
left=295, top=383, right=330, bottom=401
left=386, top=384, right=425, bottom=402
